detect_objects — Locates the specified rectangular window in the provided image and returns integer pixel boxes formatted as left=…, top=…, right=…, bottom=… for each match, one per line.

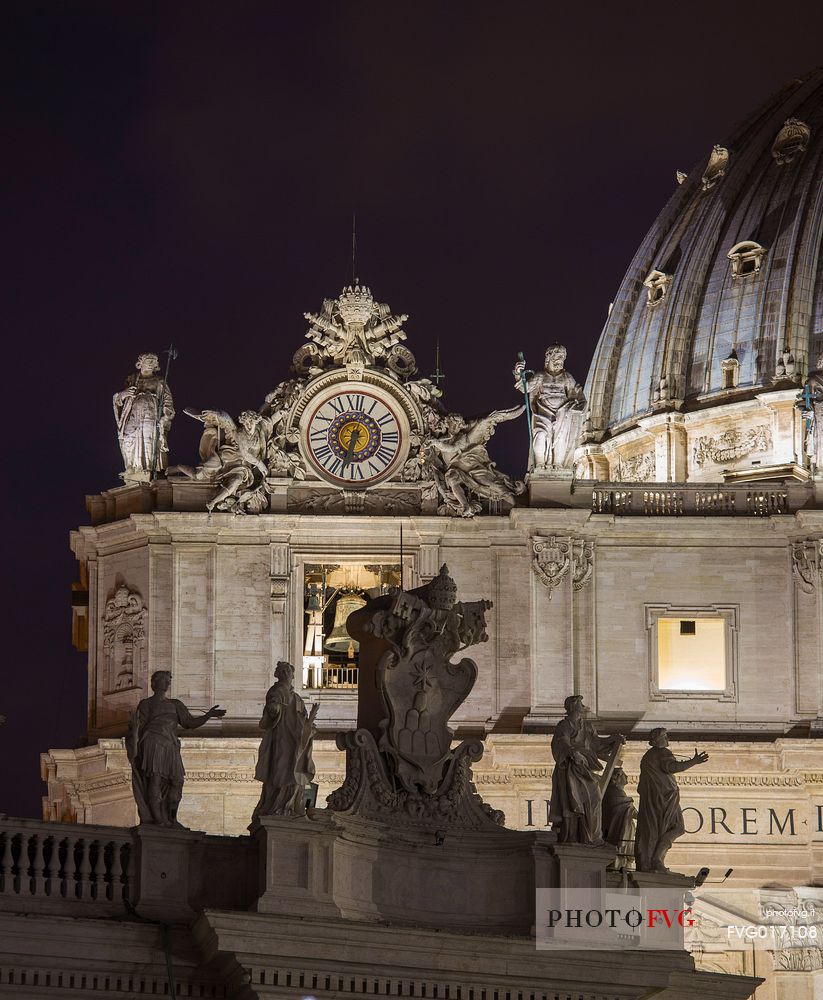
left=646, top=604, right=738, bottom=701
left=302, top=562, right=400, bottom=691
left=658, top=617, right=725, bottom=690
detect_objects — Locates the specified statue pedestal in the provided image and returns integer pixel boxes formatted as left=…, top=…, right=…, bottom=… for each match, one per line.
left=527, top=468, right=576, bottom=507
left=254, top=809, right=556, bottom=934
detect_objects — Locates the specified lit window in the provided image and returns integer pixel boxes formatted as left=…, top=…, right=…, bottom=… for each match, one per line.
left=658, top=617, right=725, bottom=690
left=302, top=562, right=400, bottom=690
left=646, top=604, right=737, bottom=701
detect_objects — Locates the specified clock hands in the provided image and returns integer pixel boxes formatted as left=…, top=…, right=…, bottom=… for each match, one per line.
left=343, top=425, right=362, bottom=467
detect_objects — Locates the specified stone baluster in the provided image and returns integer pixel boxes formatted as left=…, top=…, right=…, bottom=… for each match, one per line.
left=76, top=838, right=92, bottom=900
left=32, top=833, right=48, bottom=896
left=0, top=831, right=12, bottom=894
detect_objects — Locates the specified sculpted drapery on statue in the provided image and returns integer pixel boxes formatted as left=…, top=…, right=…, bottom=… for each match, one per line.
left=412, top=407, right=525, bottom=517
left=549, top=695, right=624, bottom=845
left=127, top=671, right=225, bottom=827
left=113, top=353, right=174, bottom=481
left=801, top=354, right=823, bottom=473
left=634, top=727, right=709, bottom=873
left=514, top=345, right=585, bottom=470
left=252, top=661, right=318, bottom=820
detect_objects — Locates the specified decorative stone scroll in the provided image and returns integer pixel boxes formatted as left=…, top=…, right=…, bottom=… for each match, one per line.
left=102, top=584, right=147, bottom=699
left=692, top=425, right=771, bottom=467
left=792, top=541, right=818, bottom=594
left=701, top=144, right=729, bottom=192
left=532, top=536, right=594, bottom=598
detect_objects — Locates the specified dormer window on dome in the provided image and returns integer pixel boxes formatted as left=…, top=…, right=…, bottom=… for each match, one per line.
left=727, top=241, right=767, bottom=279
left=643, top=269, right=671, bottom=307
left=772, top=118, right=811, bottom=165
left=701, top=145, right=730, bottom=192
left=720, top=350, right=740, bottom=389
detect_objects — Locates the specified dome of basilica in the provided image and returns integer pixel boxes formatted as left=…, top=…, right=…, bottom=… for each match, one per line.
left=579, top=67, right=823, bottom=484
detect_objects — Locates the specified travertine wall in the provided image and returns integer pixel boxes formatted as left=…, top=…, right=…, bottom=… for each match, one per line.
left=70, top=507, right=823, bottom=738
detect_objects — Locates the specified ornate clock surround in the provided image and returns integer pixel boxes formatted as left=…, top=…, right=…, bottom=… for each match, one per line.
left=290, top=369, right=422, bottom=488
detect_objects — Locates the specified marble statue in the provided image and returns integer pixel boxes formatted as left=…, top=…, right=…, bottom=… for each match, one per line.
left=634, top=728, right=709, bottom=873
left=252, top=661, right=318, bottom=820
left=802, top=355, right=823, bottom=472
left=113, top=353, right=174, bottom=481
left=514, top=345, right=585, bottom=470
left=420, top=406, right=525, bottom=517
left=127, top=670, right=225, bottom=827
left=181, top=408, right=275, bottom=514
left=601, top=766, right=637, bottom=868
left=329, top=564, right=504, bottom=829
left=548, top=695, right=625, bottom=845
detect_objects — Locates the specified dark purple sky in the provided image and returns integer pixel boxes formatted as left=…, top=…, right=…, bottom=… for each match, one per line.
left=3, top=2, right=822, bottom=818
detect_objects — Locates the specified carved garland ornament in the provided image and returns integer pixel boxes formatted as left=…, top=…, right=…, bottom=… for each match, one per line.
left=531, top=536, right=593, bottom=598
left=692, top=425, right=771, bottom=468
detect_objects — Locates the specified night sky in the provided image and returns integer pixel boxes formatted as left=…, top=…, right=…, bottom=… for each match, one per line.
left=4, top=2, right=822, bottom=818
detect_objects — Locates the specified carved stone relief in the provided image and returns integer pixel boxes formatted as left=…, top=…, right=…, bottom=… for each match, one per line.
left=102, top=584, right=147, bottom=699
left=287, top=488, right=421, bottom=515
left=792, top=541, right=818, bottom=595
left=701, top=145, right=729, bottom=191
left=692, top=425, right=771, bottom=467
left=617, top=452, right=655, bottom=482
left=532, top=536, right=594, bottom=598
left=771, top=118, right=811, bottom=165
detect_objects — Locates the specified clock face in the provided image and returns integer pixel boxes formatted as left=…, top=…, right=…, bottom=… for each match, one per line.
left=304, top=388, right=405, bottom=485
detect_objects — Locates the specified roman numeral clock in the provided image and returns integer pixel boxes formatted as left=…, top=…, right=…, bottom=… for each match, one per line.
left=292, top=373, right=420, bottom=488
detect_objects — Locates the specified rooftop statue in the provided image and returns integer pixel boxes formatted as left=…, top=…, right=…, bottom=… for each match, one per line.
left=113, top=353, right=175, bottom=482
left=252, top=661, right=318, bottom=821
left=514, top=345, right=585, bottom=470
left=410, top=406, right=525, bottom=517
left=601, top=766, right=637, bottom=869
left=549, top=694, right=625, bottom=845
left=328, top=564, right=504, bottom=829
left=127, top=670, right=225, bottom=827
left=635, top=727, right=709, bottom=873
left=801, top=354, right=823, bottom=475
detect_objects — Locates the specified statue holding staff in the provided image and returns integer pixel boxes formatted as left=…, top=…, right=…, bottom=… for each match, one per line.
left=513, top=345, right=585, bottom=470
left=113, top=353, right=175, bottom=481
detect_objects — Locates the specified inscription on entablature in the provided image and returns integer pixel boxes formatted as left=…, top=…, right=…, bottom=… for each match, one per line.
left=693, top=425, right=771, bottom=467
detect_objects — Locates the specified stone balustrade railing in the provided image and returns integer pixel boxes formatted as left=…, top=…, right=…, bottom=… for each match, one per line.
left=0, top=817, right=256, bottom=921
left=589, top=482, right=807, bottom=516
left=0, top=818, right=134, bottom=913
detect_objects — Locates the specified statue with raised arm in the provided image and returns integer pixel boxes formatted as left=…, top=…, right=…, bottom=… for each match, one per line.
left=634, top=728, right=709, bottom=873
left=113, top=353, right=175, bottom=481
left=549, top=695, right=625, bottom=845
left=513, top=345, right=585, bottom=470
left=252, top=661, right=318, bottom=820
left=422, top=405, right=525, bottom=517
left=127, top=670, right=225, bottom=827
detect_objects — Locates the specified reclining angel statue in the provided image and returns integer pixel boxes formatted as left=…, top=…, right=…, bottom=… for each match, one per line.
left=414, top=405, right=525, bottom=517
